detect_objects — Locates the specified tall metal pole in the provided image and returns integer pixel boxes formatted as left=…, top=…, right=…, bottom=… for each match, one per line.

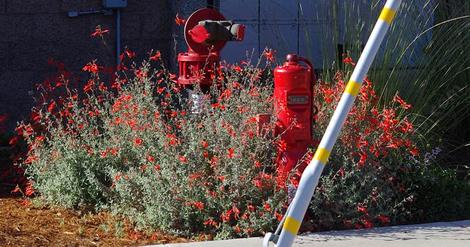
left=116, top=9, right=122, bottom=67
left=265, top=0, right=402, bottom=246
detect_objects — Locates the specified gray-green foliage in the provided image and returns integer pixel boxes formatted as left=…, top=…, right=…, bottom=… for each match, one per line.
left=20, top=60, right=286, bottom=238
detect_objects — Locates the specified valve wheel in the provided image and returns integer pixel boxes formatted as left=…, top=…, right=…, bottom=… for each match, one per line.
left=184, top=8, right=226, bottom=54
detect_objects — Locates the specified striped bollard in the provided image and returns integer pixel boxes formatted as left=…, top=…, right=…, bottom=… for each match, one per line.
left=264, top=0, right=402, bottom=246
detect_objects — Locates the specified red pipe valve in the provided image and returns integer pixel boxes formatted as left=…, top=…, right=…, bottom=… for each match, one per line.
left=189, top=21, right=245, bottom=44
left=177, top=8, right=245, bottom=87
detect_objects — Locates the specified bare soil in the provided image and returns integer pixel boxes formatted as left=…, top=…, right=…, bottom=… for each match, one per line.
left=0, top=195, right=190, bottom=247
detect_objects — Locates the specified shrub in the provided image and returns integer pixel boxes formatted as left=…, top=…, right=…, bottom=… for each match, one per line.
left=302, top=60, right=470, bottom=231
left=17, top=55, right=286, bottom=238
left=16, top=51, right=468, bottom=239
left=0, top=115, right=29, bottom=194
left=304, top=64, right=423, bottom=230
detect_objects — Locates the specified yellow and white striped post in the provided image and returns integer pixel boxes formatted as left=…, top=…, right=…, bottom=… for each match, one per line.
left=263, top=0, right=402, bottom=246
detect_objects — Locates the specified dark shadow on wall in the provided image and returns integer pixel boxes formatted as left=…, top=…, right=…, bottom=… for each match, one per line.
left=0, top=0, right=177, bottom=131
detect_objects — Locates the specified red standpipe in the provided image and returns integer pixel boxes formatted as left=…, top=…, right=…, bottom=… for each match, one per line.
left=273, top=54, right=317, bottom=187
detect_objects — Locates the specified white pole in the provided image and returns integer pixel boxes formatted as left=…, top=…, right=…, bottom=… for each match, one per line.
left=265, top=0, right=402, bottom=246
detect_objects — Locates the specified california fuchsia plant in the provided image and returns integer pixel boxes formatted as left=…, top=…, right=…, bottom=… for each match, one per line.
left=304, top=58, right=423, bottom=231
left=16, top=49, right=468, bottom=238
left=17, top=52, right=286, bottom=238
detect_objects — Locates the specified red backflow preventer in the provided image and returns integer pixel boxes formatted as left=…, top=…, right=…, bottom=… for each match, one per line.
left=273, top=54, right=317, bottom=187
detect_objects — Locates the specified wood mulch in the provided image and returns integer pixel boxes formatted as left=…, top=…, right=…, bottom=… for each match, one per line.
left=0, top=194, right=191, bottom=247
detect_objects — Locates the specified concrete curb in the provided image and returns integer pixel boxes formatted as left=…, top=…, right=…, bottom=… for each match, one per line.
left=150, top=220, right=470, bottom=247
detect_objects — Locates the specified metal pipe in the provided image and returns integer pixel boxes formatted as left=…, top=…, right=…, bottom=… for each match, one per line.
left=116, top=8, right=121, bottom=67
left=266, top=0, right=402, bottom=246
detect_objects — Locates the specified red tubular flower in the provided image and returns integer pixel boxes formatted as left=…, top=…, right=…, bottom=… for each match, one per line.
left=149, top=50, right=161, bottom=61
left=179, top=155, right=188, bottom=163
left=82, top=62, right=99, bottom=73
left=175, top=13, right=186, bottom=26
left=24, top=155, right=38, bottom=164
left=217, top=175, right=225, bottom=182
left=386, top=140, right=400, bottom=149
left=362, top=218, right=374, bottom=228
left=275, top=211, right=283, bottom=222
left=342, top=56, right=356, bottom=66
left=409, top=147, right=419, bottom=156
left=253, top=178, right=263, bottom=189
left=134, top=138, right=143, bottom=146
left=166, top=133, right=178, bottom=146
left=47, top=101, right=57, bottom=113
left=376, top=214, right=391, bottom=224
left=98, top=82, right=108, bottom=91
left=20, top=199, right=31, bottom=207
left=357, top=204, right=368, bottom=214
left=393, top=94, right=412, bottom=110
left=227, top=148, right=235, bottom=158
left=9, top=136, right=19, bottom=146
left=200, top=140, right=209, bottom=148
left=358, top=151, right=370, bottom=166
left=30, top=111, right=41, bottom=123
left=263, top=48, right=276, bottom=62
left=83, top=79, right=95, bottom=93
left=169, top=111, right=178, bottom=118
left=24, top=182, right=35, bottom=197
left=193, top=201, right=204, bottom=210
left=263, top=202, right=272, bottom=212
left=156, top=87, right=165, bottom=94
left=147, top=155, right=155, bottom=163
left=218, top=89, right=232, bottom=101
left=221, top=209, right=233, bottom=222
left=232, top=65, right=242, bottom=72
left=124, top=48, right=136, bottom=59
left=232, top=81, right=241, bottom=89
left=232, top=206, right=240, bottom=220
left=400, top=119, right=414, bottom=133
left=211, top=103, right=226, bottom=111
left=109, top=148, right=119, bottom=156
left=203, top=218, right=218, bottom=227
left=90, top=25, right=110, bottom=37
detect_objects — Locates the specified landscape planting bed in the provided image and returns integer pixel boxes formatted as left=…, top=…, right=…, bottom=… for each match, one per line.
left=0, top=195, right=189, bottom=246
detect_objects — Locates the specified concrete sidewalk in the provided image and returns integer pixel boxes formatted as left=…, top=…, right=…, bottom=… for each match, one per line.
left=153, top=220, right=470, bottom=247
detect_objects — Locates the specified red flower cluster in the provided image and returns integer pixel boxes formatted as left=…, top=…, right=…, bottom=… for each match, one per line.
left=263, top=48, right=276, bottom=62
left=316, top=71, right=420, bottom=171
left=90, top=25, right=110, bottom=37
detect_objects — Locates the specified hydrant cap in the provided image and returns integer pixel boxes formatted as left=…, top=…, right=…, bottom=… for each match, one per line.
left=286, top=54, right=299, bottom=63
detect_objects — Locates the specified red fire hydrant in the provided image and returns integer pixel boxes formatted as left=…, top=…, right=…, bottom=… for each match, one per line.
left=177, top=8, right=245, bottom=88
left=274, top=54, right=317, bottom=186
